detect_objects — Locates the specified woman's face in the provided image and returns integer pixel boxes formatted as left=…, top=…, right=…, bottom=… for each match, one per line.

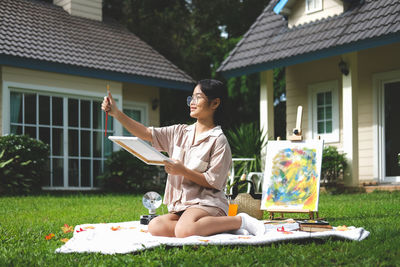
left=189, top=85, right=218, bottom=121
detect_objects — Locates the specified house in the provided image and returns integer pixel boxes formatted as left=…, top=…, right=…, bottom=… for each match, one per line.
left=0, top=0, right=194, bottom=190
left=218, top=0, right=400, bottom=187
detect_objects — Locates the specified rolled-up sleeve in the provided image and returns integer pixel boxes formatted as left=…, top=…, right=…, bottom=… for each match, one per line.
left=150, top=125, right=181, bottom=154
left=203, top=136, right=232, bottom=190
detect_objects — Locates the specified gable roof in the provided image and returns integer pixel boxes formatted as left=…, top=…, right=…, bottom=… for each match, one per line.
left=0, top=0, right=194, bottom=90
left=218, top=0, right=400, bottom=78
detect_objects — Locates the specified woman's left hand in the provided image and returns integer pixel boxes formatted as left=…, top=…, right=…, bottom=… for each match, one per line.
left=164, top=159, right=187, bottom=176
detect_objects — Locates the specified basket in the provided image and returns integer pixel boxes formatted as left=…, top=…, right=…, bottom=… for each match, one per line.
left=229, top=180, right=263, bottom=219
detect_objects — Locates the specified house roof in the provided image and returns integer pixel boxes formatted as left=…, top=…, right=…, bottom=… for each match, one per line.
left=218, top=0, right=400, bottom=78
left=0, top=0, right=194, bottom=90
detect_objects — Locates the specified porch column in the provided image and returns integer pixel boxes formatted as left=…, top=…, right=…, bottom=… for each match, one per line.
left=260, top=70, right=274, bottom=166
left=342, top=52, right=359, bottom=186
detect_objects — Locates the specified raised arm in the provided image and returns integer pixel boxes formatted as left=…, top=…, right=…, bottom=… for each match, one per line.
left=101, top=92, right=152, bottom=142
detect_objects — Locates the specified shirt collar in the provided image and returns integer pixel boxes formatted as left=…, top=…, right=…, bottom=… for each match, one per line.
left=186, top=123, right=223, bottom=143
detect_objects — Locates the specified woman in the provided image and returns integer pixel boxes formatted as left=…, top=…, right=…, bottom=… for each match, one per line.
left=102, top=79, right=265, bottom=237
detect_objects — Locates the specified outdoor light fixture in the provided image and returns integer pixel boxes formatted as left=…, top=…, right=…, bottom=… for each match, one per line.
left=338, top=60, right=349, bottom=76
left=152, top=98, right=159, bottom=110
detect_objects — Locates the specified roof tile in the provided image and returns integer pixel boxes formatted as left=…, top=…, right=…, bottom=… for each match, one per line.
left=0, top=0, right=193, bottom=85
left=218, top=0, right=400, bottom=75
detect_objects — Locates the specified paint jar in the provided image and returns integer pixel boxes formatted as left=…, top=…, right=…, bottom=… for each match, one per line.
left=228, top=203, right=238, bottom=216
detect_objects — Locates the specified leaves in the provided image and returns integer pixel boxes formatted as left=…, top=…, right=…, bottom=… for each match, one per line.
left=226, top=122, right=267, bottom=175
left=61, top=224, right=73, bottom=233
left=45, top=233, right=55, bottom=240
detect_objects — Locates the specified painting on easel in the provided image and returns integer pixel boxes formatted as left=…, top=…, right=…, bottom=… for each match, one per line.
left=260, top=140, right=324, bottom=212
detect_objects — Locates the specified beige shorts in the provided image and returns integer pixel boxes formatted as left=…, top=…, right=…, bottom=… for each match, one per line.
left=172, top=205, right=226, bottom=217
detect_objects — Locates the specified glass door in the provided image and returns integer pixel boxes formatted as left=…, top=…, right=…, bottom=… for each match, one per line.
left=384, top=81, right=400, bottom=182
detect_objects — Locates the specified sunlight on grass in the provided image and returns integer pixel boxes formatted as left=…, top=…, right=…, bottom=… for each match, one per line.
left=0, top=191, right=399, bottom=266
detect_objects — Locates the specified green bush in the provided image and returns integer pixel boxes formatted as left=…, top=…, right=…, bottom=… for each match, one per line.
left=0, top=135, right=50, bottom=195
left=226, top=122, right=266, bottom=175
left=98, top=150, right=165, bottom=193
left=225, top=122, right=267, bottom=193
left=321, top=146, right=347, bottom=185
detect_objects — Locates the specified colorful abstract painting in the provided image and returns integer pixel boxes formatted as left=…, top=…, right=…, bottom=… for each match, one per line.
left=260, top=140, right=324, bottom=212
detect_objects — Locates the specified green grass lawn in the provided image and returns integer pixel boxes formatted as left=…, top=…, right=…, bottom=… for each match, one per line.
left=1, top=191, right=399, bottom=266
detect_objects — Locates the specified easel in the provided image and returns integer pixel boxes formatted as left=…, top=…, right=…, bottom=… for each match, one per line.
left=267, top=106, right=320, bottom=220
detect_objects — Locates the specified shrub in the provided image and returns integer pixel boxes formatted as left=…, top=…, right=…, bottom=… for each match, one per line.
left=226, top=122, right=267, bottom=175
left=321, top=146, right=347, bottom=185
left=98, top=149, right=166, bottom=193
left=0, top=135, right=50, bottom=195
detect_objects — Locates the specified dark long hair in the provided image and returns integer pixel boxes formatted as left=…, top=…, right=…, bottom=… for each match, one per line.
left=196, top=79, right=227, bottom=127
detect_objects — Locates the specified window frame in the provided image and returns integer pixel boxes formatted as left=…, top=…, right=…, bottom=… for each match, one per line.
left=2, top=81, right=123, bottom=190
left=308, top=80, right=340, bottom=143
left=122, top=101, right=149, bottom=136
left=305, top=0, right=323, bottom=14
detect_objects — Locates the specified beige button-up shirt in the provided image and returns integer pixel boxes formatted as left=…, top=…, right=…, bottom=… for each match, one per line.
left=150, top=124, right=232, bottom=215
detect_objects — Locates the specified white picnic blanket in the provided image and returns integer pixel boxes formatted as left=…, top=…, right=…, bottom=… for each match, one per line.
left=55, top=221, right=369, bottom=254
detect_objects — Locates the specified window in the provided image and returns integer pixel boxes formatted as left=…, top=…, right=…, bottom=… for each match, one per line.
left=306, top=0, right=322, bottom=13
left=9, top=90, right=113, bottom=189
left=308, top=81, right=339, bottom=143
left=122, top=102, right=148, bottom=136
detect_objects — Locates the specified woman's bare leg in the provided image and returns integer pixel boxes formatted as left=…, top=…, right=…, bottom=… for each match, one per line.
left=148, top=213, right=180, bottom=237
left=174, top=208, right=242, bottom=238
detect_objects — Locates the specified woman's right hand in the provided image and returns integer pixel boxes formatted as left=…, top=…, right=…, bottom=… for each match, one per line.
left=101, top=92, right=118, bottom=117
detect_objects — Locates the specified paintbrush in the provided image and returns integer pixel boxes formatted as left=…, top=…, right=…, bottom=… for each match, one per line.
left=105, top=84, right=110, bottom=137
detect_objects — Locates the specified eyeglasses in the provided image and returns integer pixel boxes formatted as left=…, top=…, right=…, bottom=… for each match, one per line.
left=187, top=94, right=206, bottom=106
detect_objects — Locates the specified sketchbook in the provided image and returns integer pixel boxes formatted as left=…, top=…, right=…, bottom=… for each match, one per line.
left=108, top=136, right=170, bottom=165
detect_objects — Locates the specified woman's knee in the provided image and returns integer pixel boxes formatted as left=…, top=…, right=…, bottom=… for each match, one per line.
left=148, top=215, right=175, bottom=237
left=174, top=223, right=197, bottom=238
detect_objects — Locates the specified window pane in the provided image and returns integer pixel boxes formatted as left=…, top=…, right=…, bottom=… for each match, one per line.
left=81, top=130, right=90, bottom=157
left=326, top=120, right=332, bottom=133
left=25, top=126, right=36, bottom=138
left=39, top=96, right=50, bottom=125
left=39, top=127, right=50, bottom=145
left=11, top=125, right=22, bottom=135
left=325, top=106, right=332, bottom=119
left=68, top=130, right=79, bottom=156
left=25, top=94, right=36, bottom=124
left=42, top=158, right=51, bottom=187
left=93, top=101, right=102, bottom=129
left=68, top=159, right=79, bottom=187
left=104, top=138, right=112, bottom=157
left=317, top=122, right=325, bottom=134
left=68, top=99, right=79, bottom=127
left=52, top=97, right=63, bottom=126
left=123, top=109, right=141, bottom=136
left=317, top=93, right=324, bottom=105
left=106, top=116, right=113, bottom=131
left=80, top=100, right=90, bottom=128
left=53, top=158, right=64, bottom=187
left=93, top=131, right=102, bottom=157
left=325, top=92, right=332, bottom=105
left=52, top=128, right=63, bottom=156
left=10, top=92, right=23, bottom=123
left=124, top=109, right=141, bottom=121
left=81, top=159, right=91, bottom=187
left=93, top=160, right=102, bottom=187
left=317, top=107, right=324, bottom=120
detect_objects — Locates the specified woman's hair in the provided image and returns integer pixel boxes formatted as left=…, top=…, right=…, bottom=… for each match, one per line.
left=196, top=79, right=227, bottom=126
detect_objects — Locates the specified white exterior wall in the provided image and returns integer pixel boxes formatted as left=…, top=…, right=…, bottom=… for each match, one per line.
left=1, top=66, right=123, bottom=136
left=289, top=0, right=344, bottom=28
left=122, top=83, right=160, bottom=127
left=285, top=42, right=400, bottom=184
left=286, top=56, right=343, bottom=147
left=54, top=0, right=102, bottom=21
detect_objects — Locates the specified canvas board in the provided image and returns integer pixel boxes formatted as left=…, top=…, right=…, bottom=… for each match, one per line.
left=260, top=140, right=324, bottom=212
left=108, top=136, right=170, bottom=165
